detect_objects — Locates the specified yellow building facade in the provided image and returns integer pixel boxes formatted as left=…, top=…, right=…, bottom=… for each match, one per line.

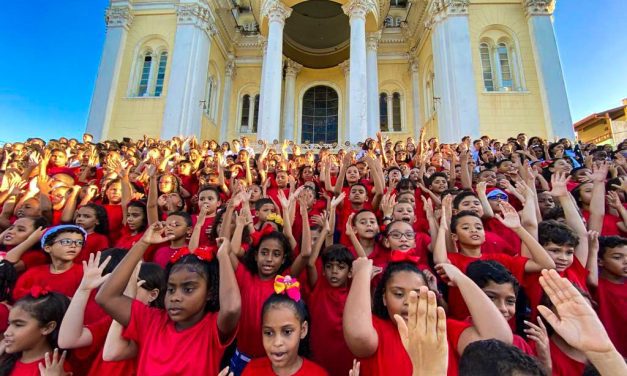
left=86, top=0, right=575, bottom=145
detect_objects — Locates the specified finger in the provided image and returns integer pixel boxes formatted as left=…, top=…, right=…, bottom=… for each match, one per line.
left=537, top=305, right=560, bottom=329
left=99, top=255, right=112, bottom=272
left=436, top=306, right=447, bottom=341
left=523, top=320, right=541, bottom=331
left=425, top=289, right=438, bottom=338
left=537, top=316, right=547, bottom=331
left=538, top=270, right=564, bottom=305
left=407, top=290, right=418, bottom=332
left=59, top=350, right=67, bottom=366
left=393, top=314, right=409, bottom=350
left=38, top=362, right=46, bottom=374
left=416, top=286, right=428, bottom=335
left=44, top=351, right=51, bottom=368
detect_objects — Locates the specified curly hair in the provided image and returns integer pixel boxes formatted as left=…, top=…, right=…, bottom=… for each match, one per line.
left=242, top=231, right=293, bottom=276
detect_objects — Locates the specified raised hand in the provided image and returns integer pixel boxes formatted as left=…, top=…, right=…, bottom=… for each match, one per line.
left=495, top=202, right=522, bottom=229
left=589, top=161, right=609, bottom=183
left=37, top=349, right=68, bottom=376
left=549, top=172, right=570, bottom=197
left=277, top=189, right=290, bottom=209
left=434, top=263, right=464, bottom=287
left=476, top=181, right=488, bottom=197
left=524, top=317, right=551, bottom=371
left=422, top=196, right=435, bottom=220
left=217, top=367, right=234, bottom=376
left=141, top=222, right=175, bottom=244
left=380, top=192, right=396, bottom=217
left=330, top=191, right=346, bottom=209
left=79, top=251, right=112, bottom=292
left=345, top=213, right=357, bottom=238
left=606, top=191, right=623, bottom=211
left=537, top=269, right=614, bottom=353
left=349, top=360, right=360, bottom=376
left=610, top=176, right=627, bottom=193
left=216, top=237, right=231, bottom=259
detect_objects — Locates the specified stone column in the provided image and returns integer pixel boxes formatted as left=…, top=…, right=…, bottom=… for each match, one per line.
left=525, top=0, right=574, bottom=139
left=366, top=31, right=381, bottom=138
left=409, top=58, right=423, bottom=140
left=219, top=58, right=236, bottom=142
left=258, top=0, right=292, bottom=142
left=161, top=2, right=215, bottom=139
left=339, top=60, right=350, bottom=143
left=343, top=0, right=372, bottom=143
left=426, top=0, right=480, bottom=143
left=257, top=35, right=267, bottom=127
left=85, top=5, right=133, bottom=141
left=282, top=58, right=303, bottom=141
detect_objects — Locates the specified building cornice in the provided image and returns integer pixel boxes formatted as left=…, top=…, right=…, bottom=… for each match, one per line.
left=524, top=0, right=556, bottom=17
left=105, top=5, right=134, bottom=30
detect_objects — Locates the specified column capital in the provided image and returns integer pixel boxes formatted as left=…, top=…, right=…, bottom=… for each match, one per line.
left=366, top=31, right=382, bottom=51
left=409, top=57, right=419, bottom=73
left=105, top=5, right=133, bottom=30
left=262, top=0, right=292, bottom=26
left=425, top=0, right=469, bottom=29
left=225, top=59, right=236, bottom=78
left=524, top=0, right=555, bottom=17
left=339, top=59, right=350, bottom=76
left=342, top=0, right=374, bottom=20
left=284, top=58, right=303, bottom=77
left=176, top=3, right=216, bottom=35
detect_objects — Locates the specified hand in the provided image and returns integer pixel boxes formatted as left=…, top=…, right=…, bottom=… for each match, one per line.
left=217, top=367, right=234, bottom=376
left=352, top=257, right=373, bottom=278
left=588, top=161, right=609, bottom=183
left=277, top=189, right=290, bottom=209
left=345, top=213, right=356, bottom=238
left=537, top=269, right=614, bottom=354
left=38, top=349, right=68, bottom=376
left=234, top=211, right=252, bottom=228
left=393, top=287, right=448, bottom=376
left=549, top=172, right=570, bottom=198
left=216, top=237, right=231, bottom=259
left=381, top=192, right=396, bottom=217
left=141, top=222, right=175, bottom=245
left=439, top=195, right=452, bottom=231
left=495, top=202, right=522, bottom=230
left=587, top=230, right=599, bottom=256
left=606, top=191, right=623, bottom=211
left=37, top=175, right=52, bottom=195
left=610, top=176, right=627, bottom=193
left=435, top=263, right=464, bottom=287
left=524, top=317, right=551, bottom=370
left=78, top=252, right=112, bottom=291
left=349, top=360, right=360, bottom=376
left=476, top=181, right=488, bottom=197
left=421, top=196, right=435, bottom=220
left=330, top=192, right=346, bottom=209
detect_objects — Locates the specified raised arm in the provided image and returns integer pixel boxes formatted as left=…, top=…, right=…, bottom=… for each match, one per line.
left=345, top=213, right=367, bottom=258
left=306, top=212, right=330, bottom=288
left=343, top=257, right=379, bottom=358
left=146, top=165, right=159, bottom=226
left=432, top=208, right=450, bottom=265
left=290, top=199, right=312, bottom=277
left=60, top=186, right=81, bottom=224
left=215, top=238, right=241, bottom=342
left=587, top=162, right=609, bottom=233
left=333, top=152, right=352, bottom=195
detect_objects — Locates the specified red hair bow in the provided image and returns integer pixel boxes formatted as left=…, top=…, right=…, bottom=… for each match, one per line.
left=389, top=250, right=421, bottom=266
left=170, top=246, right=215, bottom=264
left=30, top=285, right=50, bottom=299
left=250, top=224, right=275, bottom=247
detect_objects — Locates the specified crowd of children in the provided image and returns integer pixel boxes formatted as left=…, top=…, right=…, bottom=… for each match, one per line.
left=0, top=130, right=625, bottom=375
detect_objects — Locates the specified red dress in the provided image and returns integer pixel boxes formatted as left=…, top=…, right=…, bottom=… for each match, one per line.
left=75, top=232, right=110, bottom=264
left=446, top=252, right=528, bottom=320
left=13, top=263, right=83, bottom=300
left=122, top=300, right=234, bottom=376
left=358, top=316, right=470, bottom=376
left=308, top=278, right=353, bottom=376
left=594, top=278, right=627, bottom=356
left=242, top=357, right=329, bottom=376
left=235, top=264, right=278, bottom=358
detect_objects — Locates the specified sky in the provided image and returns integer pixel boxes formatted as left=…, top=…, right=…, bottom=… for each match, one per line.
left=0, top=0, right=625, bottom=143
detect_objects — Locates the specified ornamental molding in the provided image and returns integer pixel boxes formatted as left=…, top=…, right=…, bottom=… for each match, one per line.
left=339, top=59, right=350, bottom=76
left=261, top=0, right=292, bottom=26
left=524, top=0, right=555, bottom=17
left=225, top=58, right=237, bottom=77
left=409, top=57, right=419, bottom=73
left=176, top=3, right=216, bottom=36
left=366, top=30, right=382, bottom=51
left=342, top=0, right=375, bottom=20
left=424, top=0, right=469, bottom=29
left=105, top=5, right=133, bottom=29
left=284, top=58, right=303, bottom=77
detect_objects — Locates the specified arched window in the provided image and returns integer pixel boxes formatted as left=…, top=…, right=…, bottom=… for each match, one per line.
left=301, top=86, right=338, bottom=144
left=497, top=42, right=513, bottom=90
left=130, top=39, right=169, bottom=97
left=204, top=76, right=219, bottom=120
left=379, top=93, right=389, bottom=131
left=138, top=52, right=152, bottom=97
left=252, top=95, right=260, bottom=132
left=480, top=42, right=494, bottom=92
left=154, top=51, right=168, bottom=96
left=239, top=93, right=260, bottom=133
left=392, top=92, right=401, bottom=131
left=240, top=95, right=251, bottom=132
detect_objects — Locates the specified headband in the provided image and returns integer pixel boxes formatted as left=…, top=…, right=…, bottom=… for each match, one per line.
left=274, top=275, right=301, bottom=302
left=251, top=224, right=275, bottom=247
left=170, top=246, right=215, bottom=264
left=389, top=250, right=421, bottom=266
left=40, top=225, right=87, bottom=248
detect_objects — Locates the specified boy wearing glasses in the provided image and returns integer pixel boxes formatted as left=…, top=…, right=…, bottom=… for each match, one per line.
left=13, top=224, right=86, bottom=300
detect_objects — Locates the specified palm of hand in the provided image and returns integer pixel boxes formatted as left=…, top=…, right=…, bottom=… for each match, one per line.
left=552, top=301, right=612, bottom=353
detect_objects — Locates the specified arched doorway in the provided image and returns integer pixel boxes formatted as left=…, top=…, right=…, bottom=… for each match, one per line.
left=301, top=85, right=338, bottom=144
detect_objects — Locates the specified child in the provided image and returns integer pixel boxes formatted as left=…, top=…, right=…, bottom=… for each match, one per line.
left=13, top=225, right=86, bottom=300
left=242, top=276, right=328, bottom=375
left=306, top=245, right=355, bottom=376
left=343, top=258, right=512, bottom=376
left=73, top=203, right=110, bottom=263
left=152, top=211, right=192, bottom=268
left=591, top=235, right=626, bottom=356
left=1, top=216, right=48, bottom=272
left=95, top=223, right=240, bottom=376
left=0, top=261, right=17, bottom=339
left=254, top=198, right=278, bottom=230
left=115, top=200, right=149, bottom=249
left=343, top=210, right=382, bottom=259
left=0, top=290, right=71, bottom=375
left=194, top=186, right=222, bottom=247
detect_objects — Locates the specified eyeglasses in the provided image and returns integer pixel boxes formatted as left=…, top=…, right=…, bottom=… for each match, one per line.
left=54, top=239, right=84, bottom=247
left=488, top=194, right=508, bottom=201
left=387, top=231, right=416, bottom=240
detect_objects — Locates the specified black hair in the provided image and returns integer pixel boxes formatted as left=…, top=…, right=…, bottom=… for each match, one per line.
left=349, top=182, right=368, bottom=193
left=261, top=293, right=311, bottom=357
left=208, top=206, right=227, bottom=242
left=102, top=178, right=122, bottom=205
left=373, top=262, right=429, bottom=320
left=14, top=216, right=49, bottom=250
left=542, top=206, right=565, bottom=221
left=466, top=260, right=520, bottom=294
left=321, top=245, right=355, bottom=267
left=198, top=185, right=222, bottom=203
left=450, top=210, right=482, bottom=234
left=538, top=220, right=579, bottom=247
left=605, top=177, right=622, bottom=192
left=397, top=178, right=417, bottom=192
left=598, top=235, right=627, bottom=258
left=452, top=190, right=478, bottom=210
left=165, top=255, right=220, bottom=312
left=0, top=261, right=17, bottom=302
left=43, top=227, right=86, bottom=248
left=495, top=159, right=512, bottom=169
left=243, top=231, right=293, bottom=276
left=80, top=203, right=109, bottom=235
left=459, top=339, right=546, bottom=376
left=126, top=200, right=148, bottom=232
left=0, top=292, right=71, bottom=376
left=384, top=220, right=413, bottom=237
left=255, top=198, right=276, bottom=212
left=570, top=181, right=590, bottom=207
left=168, top=210, right=193, bottom=227
left=387, top=166, right=402, bottom=176
left=139, top=262, right=166, bottom=309
left=99, top=248, right=129, bottom=275
left=427, top=172, right=448, bottom=187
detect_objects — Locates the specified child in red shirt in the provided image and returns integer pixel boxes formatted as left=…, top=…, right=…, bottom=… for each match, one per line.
left=13, top=225, right=87, bottom=300
left=1, top=290, right=72, bottom=375
left=344, top=257, right=513, bottom=376
left=73, top=203, right=110, bottom=264
left=95, top=223, right=241, bottom=376
left=306, top=245, right=354, bottom=376
left=192, top=186, right=222, bottom=248
left=1, top=216, right=49, bottom=273
left=152, top=211, right=192, bottom=268
left=242, top=276, right=329, bottom=376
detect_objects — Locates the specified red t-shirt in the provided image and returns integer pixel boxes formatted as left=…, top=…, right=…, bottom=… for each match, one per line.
left=482, top=231, right=517, bottom=256
left=10, top=359, right=71, bottom=376
left=483, top=218, right=521, bottom=255
left=446, top=252, right=528, bottom=320
left=582, top=210, right=623, bottom=236
left=75, top=233, right=110, bottom=264
left=104, top=204, right=124, bottom=243
left=153, top=245, right=186, bottom=268
left=191, top=215, right=216, bottom=248
left=114, top=226, right=144, bottom=250
left=358, top=316, right=470, bottom=376
left=242, top=357, right=329, bottom=376
left=122, top=300, right=233, bottom=376
left=235, top=264, right=278, bottom=358
left=13, top=263, right=83, bottom=300
left=3, top=245, right=49, bottom=271
left=513, top=334, right=535, bottom=356
left=549, top=339, right=586, bottom=376
left=308, top=278, right=353, bottom=376
left=0, top=303, right=9, bottom=334
left=594, top=278, right=626, bottom=356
